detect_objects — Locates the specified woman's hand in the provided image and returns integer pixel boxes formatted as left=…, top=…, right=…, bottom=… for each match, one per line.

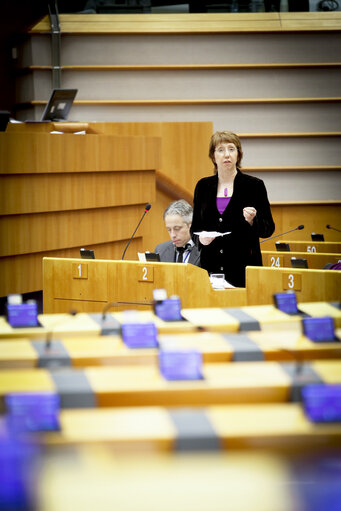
left=243, top=206, right=257, bottom=226
left=199, top=235, right=215, bottom=245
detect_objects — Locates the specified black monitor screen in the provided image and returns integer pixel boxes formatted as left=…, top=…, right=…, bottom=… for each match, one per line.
left=41, top=89, right=78, bottom=121
left=0, top=110, right=10, bottom=131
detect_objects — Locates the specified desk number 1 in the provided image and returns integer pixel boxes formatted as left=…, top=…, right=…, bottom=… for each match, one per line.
left=72, top=262, right=88, bottom=280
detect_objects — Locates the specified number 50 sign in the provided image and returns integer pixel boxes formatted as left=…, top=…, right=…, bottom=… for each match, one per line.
left=282, top=272, right=302, bottom=291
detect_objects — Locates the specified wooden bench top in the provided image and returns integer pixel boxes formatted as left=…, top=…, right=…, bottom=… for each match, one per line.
left=29, top=12, right=341, bottom=34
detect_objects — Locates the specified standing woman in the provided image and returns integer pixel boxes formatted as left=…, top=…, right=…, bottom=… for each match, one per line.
left=191, top=131, right=275, bottom=287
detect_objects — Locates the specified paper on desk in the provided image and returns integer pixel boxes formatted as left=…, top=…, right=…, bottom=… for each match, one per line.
left=50, top=130, right=87, bottom=135
left=194, top=231, right=231, bottom=238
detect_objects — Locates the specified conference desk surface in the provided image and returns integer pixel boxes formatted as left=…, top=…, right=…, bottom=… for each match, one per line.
left=1, top=328, right=340, bottom=370
left=0, top=360, right=340, bottom=409
left=31, top=403, right=341, bottom=453
left=23, top=445, right=341, bottom=511
left=0, top=301, right=340, bottom=340
left=272, top=240, right=341, bottom=253
left=261, top=250, right=341, bottom=270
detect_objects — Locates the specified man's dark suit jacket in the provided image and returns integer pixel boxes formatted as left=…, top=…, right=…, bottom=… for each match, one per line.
left=155, top=241, right=201, bottom=266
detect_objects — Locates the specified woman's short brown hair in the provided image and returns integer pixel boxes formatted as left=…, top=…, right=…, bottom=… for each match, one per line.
left=208, top=131, right=243, bottom=173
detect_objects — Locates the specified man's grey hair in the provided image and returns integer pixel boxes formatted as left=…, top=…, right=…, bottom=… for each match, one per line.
left=163, top=199, right=193, bottom=225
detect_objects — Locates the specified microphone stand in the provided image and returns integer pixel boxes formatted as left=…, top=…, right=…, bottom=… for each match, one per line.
left=102, top=300, right=154, bottom=320
left=260, top=225, right=304, bottom=244
left=326, top=225, right=341, bottom=233
left=121, top=205, right=151, bottom=260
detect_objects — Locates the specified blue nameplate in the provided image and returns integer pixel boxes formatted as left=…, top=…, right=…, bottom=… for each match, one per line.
left=159, top=349, right=203, bottom=380
left=6, top=302, right=39, bottom=328
left=273, top=292, right=298, bottom=315
left=0, top=435, right=40, bottom=510
left=121, top=322, right=159, bottom=348
left=302, top=316, right=337, bottom=342
left=154, top=297, right=182, bottom=321
left=5, top=392, right=61, bottom=433
left=302, top=384, right=341, bottom=423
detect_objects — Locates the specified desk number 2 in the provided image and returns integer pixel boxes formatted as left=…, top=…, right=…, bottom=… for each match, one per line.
left=139, top=265, right=154, bottom=282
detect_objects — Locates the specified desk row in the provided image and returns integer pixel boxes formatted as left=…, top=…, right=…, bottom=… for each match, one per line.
left=1, top=328, right=341, bottom=370
left=1, top=301, right=340, bottom=339
left=0, top=360, right=340, bottom=410
left=2, top=403, right=340, bottom=453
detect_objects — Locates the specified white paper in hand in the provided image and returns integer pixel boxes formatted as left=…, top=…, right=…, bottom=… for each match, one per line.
left=194, top=231, right=231, bottom=238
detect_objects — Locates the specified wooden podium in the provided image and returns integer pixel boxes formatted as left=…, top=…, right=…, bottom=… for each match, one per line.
left=43, top=257, right=247, bottom=313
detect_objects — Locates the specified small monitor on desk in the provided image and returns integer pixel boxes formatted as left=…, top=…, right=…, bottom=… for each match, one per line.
left=311, top=233, right=324, bottom=242
left=145, top=252, right=161, bottom=262
left=41, top=88, right=78, bottom=122
left=0, top=110, right=10, bottom=131
left=291, top=257, right=308, bottom=269
left=80, top=248, right=95, bottom=259
left=25, top=89, right=78, bottom=123
left=275, top=242, right=290, bottom=252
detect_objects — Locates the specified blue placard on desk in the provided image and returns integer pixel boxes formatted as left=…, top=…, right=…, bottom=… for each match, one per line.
left=0, top=435, right=40, bottom=511
left=159, top=349, right=203, bottom=380
left=5, top=392, right=60, bottom=433
left=6, top=302, right=39, bottom=328
left=273, top=292, right=298, bottom=315
left=302, top=316, right=338, bottom=342
left=154, top=297, right=182, bottom=321
left=121, top=322, right=159, bottom=348
left=302, top=384, right=341, bottom=423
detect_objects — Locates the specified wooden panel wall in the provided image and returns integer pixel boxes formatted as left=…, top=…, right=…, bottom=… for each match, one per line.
left=0, top=128, right=160, bottom=296
left=83, top=121, right=214, bottom=251
left=16, top=12, right=341, bottom=254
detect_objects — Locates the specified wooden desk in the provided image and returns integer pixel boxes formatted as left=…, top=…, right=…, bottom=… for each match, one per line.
left=246, top=266, right=341, bottom=305
left=27, top=444, right=341, bottom=511
left=273, top=241, right=341, bottom=253
left=35, top=402, right=341, bottom=453
left=0, top=311, right=203, bottom=340
left=262, top=250, right=341, bottom=269
left=1, top=302, right=340, bottom=340
left=1, top=360, right=340, bottom=409
left=43, top=257, right=247, bottom=313
left=1, top=327, right=340, bottom=370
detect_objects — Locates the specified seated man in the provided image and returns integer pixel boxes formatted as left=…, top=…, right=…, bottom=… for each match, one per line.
left=155, top=200, right=200, bottom=266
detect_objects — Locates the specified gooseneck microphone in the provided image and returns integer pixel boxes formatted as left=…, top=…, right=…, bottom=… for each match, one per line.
left=121, top=203, right=151, bottom=260
left=326, top=224, right=341, bottom=233
left=260, top=224, right=304, bottom=244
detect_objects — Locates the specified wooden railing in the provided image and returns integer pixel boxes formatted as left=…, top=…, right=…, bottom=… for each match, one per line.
left=155, top=171, right=193, bottom=205
left=29, top=12, right=341, bottom=34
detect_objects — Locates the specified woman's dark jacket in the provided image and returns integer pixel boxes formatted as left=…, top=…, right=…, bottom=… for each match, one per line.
left=191, top=170, right=275, bottom=287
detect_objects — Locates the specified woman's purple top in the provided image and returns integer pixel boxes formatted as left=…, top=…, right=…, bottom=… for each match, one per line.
left=216, top=197, right=231, bottom=215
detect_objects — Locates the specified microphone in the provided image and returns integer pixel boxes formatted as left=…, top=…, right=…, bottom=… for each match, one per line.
left=121, top=203, right=151, bottom=260
left=326, top=224, right=341, bottom=233
left=260, top=225, right=304, bottom=244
